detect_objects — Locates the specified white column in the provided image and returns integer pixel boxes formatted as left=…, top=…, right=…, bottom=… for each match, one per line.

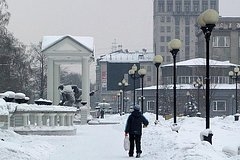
left=82, top=57, right=89, bottom=105
left=47, top=58, right=54, bottom=101
left=22, top=113, right=29, bottom=127
left=58, top=113, right=66, bottom=126
left=29, top=114, right=36, bottom=125
left=36, top=113, right=44, bottom=126
left=66, top=114, right=74, bottom=126
left=48, top=113, right=56, bottom=126
left=80, top=105, right=88, bottom=125
left=54, top=115, right=59, bottom=126
left=42, top=115, right=48, bottom=126
left=53, top=62, right=60, bottom=105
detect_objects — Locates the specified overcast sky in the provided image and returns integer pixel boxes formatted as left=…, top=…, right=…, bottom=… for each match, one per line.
left=6, top=0, right=240, bottom=56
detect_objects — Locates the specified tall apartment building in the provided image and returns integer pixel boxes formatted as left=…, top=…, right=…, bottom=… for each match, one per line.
left=153, top=0, right=219, bottom=64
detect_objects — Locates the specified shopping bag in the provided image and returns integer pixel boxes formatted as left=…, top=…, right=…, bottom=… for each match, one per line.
left=123, top=136, right=130, bottom=151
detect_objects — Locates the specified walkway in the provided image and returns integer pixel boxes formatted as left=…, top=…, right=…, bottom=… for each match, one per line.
left=39, top=124, right=127, bottom=160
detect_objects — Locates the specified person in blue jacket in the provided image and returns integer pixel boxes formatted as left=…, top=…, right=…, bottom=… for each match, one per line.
left=125, top=105, right=149, bottom=158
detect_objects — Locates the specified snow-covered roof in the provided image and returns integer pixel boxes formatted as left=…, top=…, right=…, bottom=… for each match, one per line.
left=163, top=58, right=238, bottom=67
left=41, top=35, right=94, bottom=52
left=137, top=83, right=237, bottom=90
left=98, top=50, right=154, bottom=63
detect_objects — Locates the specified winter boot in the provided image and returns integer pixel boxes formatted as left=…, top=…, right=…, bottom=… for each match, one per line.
left=136, top=153, right=141, bottom=158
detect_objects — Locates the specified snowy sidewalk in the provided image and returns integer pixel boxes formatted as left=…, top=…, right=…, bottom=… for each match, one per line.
left=43, top=124, right=127, bottom=160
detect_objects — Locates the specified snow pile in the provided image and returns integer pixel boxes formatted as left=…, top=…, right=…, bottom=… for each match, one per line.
left=0, top=99, right=8, bottom=115
left=0, top=113, right=240, bottom=159
left=0, top=129, right=53, bottom=160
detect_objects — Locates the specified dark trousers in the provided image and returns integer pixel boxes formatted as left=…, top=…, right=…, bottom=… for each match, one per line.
left=129, top=134, right=142, bottom=155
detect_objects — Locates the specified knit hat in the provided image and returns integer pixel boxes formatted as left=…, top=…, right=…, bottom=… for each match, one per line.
left=133, top=105, right=140, bottom=111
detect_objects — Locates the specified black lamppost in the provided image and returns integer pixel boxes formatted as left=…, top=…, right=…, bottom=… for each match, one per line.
left=128, top=64, right=146, bottom=109
left=119, top=90, right=123, bottom=115
left=138, top=68, right=146, bottom=114
left=117, top=93, right=120, bottom=114
left=168, top=39, right=181, bottom=129
left=153, top=55, right=163, bottom=124
left=193, top=77, right=203, bottom=116
left=229, top=66, right=240, bottom=121
left=128, top=64, right=138, bottom=107
left=197, top=9, right=219, bottom=144
left=118, top=79, right=128, bottom=114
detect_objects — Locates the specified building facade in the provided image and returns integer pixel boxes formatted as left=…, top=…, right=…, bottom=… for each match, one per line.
left=197, top=17, right=240, bottom=64
left=136, top=58, right=238, bottom=117
left=153, top=0, right=219, bottom=64
left=95, top=50, right=156, bottom=112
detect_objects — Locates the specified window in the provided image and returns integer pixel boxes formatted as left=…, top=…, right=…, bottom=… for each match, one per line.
left=167, top=26, right=171, bottom=32
left=185, top=26, right=190, bottom=35
left=185, top=35, right=190, bottom=45
left=146, top=76, right=151, bottom=82
left=185, top=17, right=190, bottom=25
left=212, top=100, right=226, bottom=111
left=158, top=0, right=165, bottom=12
left=160, top=46, right=165, bottom=52
left=178, top=76, right=191, bottom=84
left=185, top=46, right=190, bottom=60
left=167, top=36, right=171, bottom=42
left=211, top=76, right=229, bottom=84
left=210, top=0, right=217, bottom=10
left=166, top=56, right=171, bottom=62
left=167, top=0, right=173, bottom=12
left=176, top=0, right=182, bottom=12
left=175, top=26, right=180, bottom=36
left=184, top=0, right=190, bottom=12
left=175, top=17, right=180, bottom=25
left=166, top=16, right=171, bottom=23
left=160, top=16, right=165, bottom=22
left=147, top=66, right=151, bottom=72
left=213, top=36, right=230, bottom=47
left=147, top=101, right=155, bottom=111
left=193, top=1, right=199, bottom=12
left=202, top=1, right=208, bottom=11
left=160, top=26, right=165, bottom=32
left=160, top=36, right=165, bottom=42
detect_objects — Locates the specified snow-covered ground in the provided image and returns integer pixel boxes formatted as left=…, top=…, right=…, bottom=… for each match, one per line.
left=0, top=113, right=240, bottom=160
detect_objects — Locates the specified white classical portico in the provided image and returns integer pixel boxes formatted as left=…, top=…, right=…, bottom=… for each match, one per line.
left=41, top=35, right=94, bottom=106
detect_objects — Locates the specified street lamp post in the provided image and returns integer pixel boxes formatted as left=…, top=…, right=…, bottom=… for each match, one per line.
left=118, top=79, right=128, bottom=114
left=197, top=9, right=219, bottom=144
left=168, top=39, right=182, bottom=126
left=117, top=93, right=120, bottom=114
left=138, top=68, right=147, bottom=114
left=153, top=55, right=163, bottom=124
left=119, top=90, right=123, bottom=115
left=124, top=97, right=129, bottom=112
left=193, top=78, right=203, bottom=115
left=128, top=64, right=146, bottom=109
left=128, top=64, right=137, bottom=106
left=229, top=66, right=240, bottom=121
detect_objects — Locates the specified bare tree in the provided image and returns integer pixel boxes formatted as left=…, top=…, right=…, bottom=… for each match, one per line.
left=28, top=42, right=47, bottom=98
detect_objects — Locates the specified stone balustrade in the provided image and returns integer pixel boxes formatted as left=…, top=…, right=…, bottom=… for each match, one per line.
left=4, top=102, right=77, bottom=135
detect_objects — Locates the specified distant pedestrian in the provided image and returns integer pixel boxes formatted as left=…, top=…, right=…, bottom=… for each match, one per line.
left=124, top=105, right=149, bottom=158
left=100, top=108, right=105, bottom=118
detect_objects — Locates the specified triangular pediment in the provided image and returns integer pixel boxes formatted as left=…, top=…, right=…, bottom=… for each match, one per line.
left=41, top=35, right=94, bottom=57
left=56, top=42, right=80, bottom=51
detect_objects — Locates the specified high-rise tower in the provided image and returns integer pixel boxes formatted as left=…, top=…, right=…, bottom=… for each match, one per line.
left=153, top=0, right=219, bottom=64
